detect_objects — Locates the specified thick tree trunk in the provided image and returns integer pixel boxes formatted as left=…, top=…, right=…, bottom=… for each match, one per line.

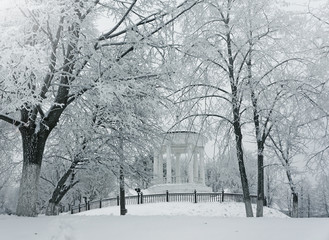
left=16, top=162, right=41, bottom=217
left=16, top=127, right=49, bottom=217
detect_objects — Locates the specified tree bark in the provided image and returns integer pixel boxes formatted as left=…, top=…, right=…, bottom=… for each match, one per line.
left=292, top=192, right=298, bottom=218
left=16, top=126, right=49, bottom=217
left=45, top=156, right=80, bottom=216
left=285, top=160, right=298, bottom=218
left=119, top=166, right=127, bottom=216
left=256, top=149, right=264, bottom=217
left=269, top=133, right=298, bottom=218
left=45, top=202, right=60, bottom=216
left=233, top=116, right=254, bottom=217
left=225, top=9, right=253, bottom=217
left=119, top=133, right=127, bottom=216
left=45, top=170, right=78, bottom=215
left=248, top=53, right=265, bottom=217
left=246, top=7, right=264, bottom=217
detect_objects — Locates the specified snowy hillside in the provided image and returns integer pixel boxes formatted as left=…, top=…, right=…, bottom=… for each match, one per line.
left=1, top=202, right=329, bottom=240
left=77, top=202, right=288, bottom=218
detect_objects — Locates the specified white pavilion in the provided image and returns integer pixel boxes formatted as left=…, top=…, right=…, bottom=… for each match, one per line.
left=147, top=131, right=212, bottom=193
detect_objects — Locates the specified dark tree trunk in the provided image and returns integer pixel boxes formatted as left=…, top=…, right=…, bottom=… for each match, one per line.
left=119, top=134, right=127, bottom=216
left=119, top=166, right=127, bottom=215
left=233, top=116, right=254, bottom=217
left=227, top=53, right=253, bottom=215
left=16, top=126, right=49, bottom=217
left=266, top=169, right=271, bottom=207
left=230, top=73, right=253, bottom=217
left=248, top=63, right=265, bottom=217
left=16, top=101, right=66, bottom=216
left=256, top=148, right=264, bottom=217
left=269, top=132, right=299, bottom=218
left=225, top=9, right=253, bottom=217
left=45, top=162, right=79, bottom=216
left=292, top=192, right=298, bottom=218
left=284, top=163, right=298, bottom=218
left=246, top=20, right=265, bottom=217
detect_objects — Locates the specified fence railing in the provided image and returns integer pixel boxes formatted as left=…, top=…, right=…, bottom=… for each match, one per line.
left=69, top=190, right=258, bottom=214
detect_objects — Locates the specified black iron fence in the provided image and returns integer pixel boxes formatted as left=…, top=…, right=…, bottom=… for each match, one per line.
left=69, top=190, right=257, bottom=214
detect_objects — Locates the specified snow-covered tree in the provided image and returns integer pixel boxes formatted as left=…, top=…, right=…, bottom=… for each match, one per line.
left=0, top=0, right=201, bottom=216
left=171, top=0, right=290, bottom=217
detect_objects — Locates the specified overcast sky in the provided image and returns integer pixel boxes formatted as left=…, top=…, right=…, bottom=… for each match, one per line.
left=0, top=0, right=326, bottom=17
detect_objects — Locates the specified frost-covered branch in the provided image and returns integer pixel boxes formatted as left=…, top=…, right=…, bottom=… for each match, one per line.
left=97, top=0, right=137, bottom=42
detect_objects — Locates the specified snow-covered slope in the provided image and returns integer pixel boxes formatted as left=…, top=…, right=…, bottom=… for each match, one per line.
left=1, top=202, right=329, bottom=240
left=77, top=202, right=288, bottom=218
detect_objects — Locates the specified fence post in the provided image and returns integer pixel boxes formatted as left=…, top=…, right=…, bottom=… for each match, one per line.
left=71, top=207, right=74, bottom=214
left=137, top=193, right=140, bottom=204
left=78, top=204, right=81, bottom=212
left=194, top=190, right=197, bottom=203
left=100, top=199, right=102, bottom=209
left=117, top=195, right=120, bottom=206
left=166, top=190, right=169, bottom=202
left=222, top=189, right=225, bottom=202
left=141, top=192, right=143, bottom=204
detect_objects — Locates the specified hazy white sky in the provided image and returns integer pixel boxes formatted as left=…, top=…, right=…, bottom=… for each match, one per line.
left=0, top=0, right=21, bottom=22
left=1, top=0, right=17, bottom=10
left=0, top=0, right=326, bottom=14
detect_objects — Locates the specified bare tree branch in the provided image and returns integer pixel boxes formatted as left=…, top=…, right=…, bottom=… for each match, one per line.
left=0, top=114, right=25, bottom=127
left=97, top=0, right=137, bottom=42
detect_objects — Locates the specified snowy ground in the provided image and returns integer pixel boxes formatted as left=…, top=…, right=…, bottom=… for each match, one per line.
left=1, top=202, right=329, bottom=240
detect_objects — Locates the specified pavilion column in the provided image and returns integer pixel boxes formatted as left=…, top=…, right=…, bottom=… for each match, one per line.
left=158, top=150, right=163, bottom=184
left=200, top=147, right=205, bottom=185
left=193, top=151, right=199, bottom=183
left=153, top=152, right=159, bottom=183
left=188, top=145, right=194, bottom=183
left=175, top=153, right=181, bottom=183
left=166, top=144, right=172, bottom=183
